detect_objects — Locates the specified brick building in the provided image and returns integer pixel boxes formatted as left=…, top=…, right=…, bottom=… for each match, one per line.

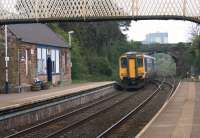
left=0, top=24, right=71, bottom=92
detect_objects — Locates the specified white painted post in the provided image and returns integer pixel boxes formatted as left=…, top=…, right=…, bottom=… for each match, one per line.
left=69, top=34, right=72, bottom=48
left=5, top=25, right=9, bottom=93
left=18, top=48, right=21, bottom=93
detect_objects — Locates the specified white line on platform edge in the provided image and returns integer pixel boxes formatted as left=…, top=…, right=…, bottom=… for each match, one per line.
left=135, top=81, right=181, bottom=138
left=0, top=82, right=113, bottom=111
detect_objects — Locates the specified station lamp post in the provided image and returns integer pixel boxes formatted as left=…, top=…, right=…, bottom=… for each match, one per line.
left=68, top=31, right=74, bottom=83
left=59, top=30, right=74, bottom=85
left=68, top=30, right=74, bottom=48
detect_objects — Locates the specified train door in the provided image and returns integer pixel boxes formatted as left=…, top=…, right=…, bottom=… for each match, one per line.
left=137, top=56, right=145, bottom=77
left=120, top=57, right=128, bottom=80
left=128, top=58, right=136, bottom=79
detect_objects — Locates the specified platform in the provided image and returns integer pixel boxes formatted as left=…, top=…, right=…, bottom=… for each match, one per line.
left=0, top=81, right=113, bottom=112
left=136, top=81, right=200, bottom=138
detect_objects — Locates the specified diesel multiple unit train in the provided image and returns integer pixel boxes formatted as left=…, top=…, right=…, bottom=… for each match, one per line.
left=115, top=52, right=155, bottom=90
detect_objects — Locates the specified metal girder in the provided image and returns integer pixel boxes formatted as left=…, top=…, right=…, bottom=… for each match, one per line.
left=0, top=0, right=199, bottom=24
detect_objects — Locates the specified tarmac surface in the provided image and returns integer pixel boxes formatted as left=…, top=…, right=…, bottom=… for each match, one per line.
left=0, top=81, right=113, bottom=111
left=136, top=81, right=200, bottom=138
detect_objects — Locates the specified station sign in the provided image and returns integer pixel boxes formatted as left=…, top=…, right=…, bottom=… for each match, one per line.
left=5, top=57, right=10, bottom=62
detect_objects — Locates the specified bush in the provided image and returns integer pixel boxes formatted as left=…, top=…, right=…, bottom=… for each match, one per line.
left=87, top=57, right=112, bottom=77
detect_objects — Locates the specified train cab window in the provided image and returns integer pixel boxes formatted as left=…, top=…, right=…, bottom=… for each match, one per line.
left=137, top=57, right=143, bottom=67
left=121, top=58, right=128, bottom=68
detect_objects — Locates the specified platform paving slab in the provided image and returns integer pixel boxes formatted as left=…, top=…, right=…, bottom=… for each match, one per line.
left=0, top=81, right=113, bottom=111
left=136, top=82, right=200, bottom=138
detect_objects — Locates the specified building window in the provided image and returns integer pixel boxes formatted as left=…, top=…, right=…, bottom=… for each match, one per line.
left=37, top=47, right=60, bottom=74
left=37, top=48, right=43, bottom=74
left=56, top=50, right=60, bottom=73
left=51, top=49, right=56, bottom=73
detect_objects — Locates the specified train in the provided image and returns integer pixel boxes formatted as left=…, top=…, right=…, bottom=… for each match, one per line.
left=115, top=52, right=155, bottom=90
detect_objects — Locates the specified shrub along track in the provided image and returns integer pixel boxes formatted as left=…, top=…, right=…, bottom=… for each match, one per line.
left=4, top=82, right=158, bottom=138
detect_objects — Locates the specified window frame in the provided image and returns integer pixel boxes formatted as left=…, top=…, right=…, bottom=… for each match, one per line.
left=37, top=46, right=60, bottom=75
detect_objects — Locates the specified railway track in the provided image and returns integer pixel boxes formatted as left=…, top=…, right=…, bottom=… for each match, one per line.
left=97, top=79, right=176, bottom=138
left=4, top=90, right=125, bottom=138
left=3, top=83, right=155, bottom=138
left=4, top=82, right=158, bottom=138
left=42, top=84, right=158, bottom=138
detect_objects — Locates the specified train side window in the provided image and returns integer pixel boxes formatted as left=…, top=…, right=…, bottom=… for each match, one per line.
left=137, top=57, right=143, bottom=67
left=121, top=58, right=128, bottom=68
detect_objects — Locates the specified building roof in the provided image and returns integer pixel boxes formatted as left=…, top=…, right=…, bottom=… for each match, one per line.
left=8, top=23, right=68, bottom=48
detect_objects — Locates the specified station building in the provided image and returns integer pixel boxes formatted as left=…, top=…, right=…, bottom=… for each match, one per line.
left=0, top=23, right=71, bottom=92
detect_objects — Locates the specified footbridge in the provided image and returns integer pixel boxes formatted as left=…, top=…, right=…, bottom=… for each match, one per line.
left=0, top=0, right=200, bottom=24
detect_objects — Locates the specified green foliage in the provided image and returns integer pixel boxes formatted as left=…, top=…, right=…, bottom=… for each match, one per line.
left=189, top=35, right=200, bottom=74
left=50, top=22, right=131, bottom=82
left=50, top=22, right=192, bottom=81
left=154, top=53, right=176, bottom=75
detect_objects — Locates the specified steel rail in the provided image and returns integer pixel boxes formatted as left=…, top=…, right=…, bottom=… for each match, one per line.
left=43, top=92, right=139, bottom=138
left=0, top=83, right=114, bottom=116
left=6, top=82, right=160, bottom=138
left=5, top=90, right=123, bottom=138
left=43, top=83, right=158, bottom=138
left=165, top=75, right=178, bottom=100
left=96, top=79, right=168, bottom=138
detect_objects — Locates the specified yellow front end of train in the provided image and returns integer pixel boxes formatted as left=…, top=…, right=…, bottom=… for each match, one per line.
left=116, top=52, right=155, bottom=90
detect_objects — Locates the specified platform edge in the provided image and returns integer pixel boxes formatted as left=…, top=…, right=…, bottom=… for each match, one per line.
left=135, top=81, right=181, bottom=138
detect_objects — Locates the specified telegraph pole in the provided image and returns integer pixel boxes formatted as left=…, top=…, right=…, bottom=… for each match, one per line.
left=5, top=25, right=9, bottom=94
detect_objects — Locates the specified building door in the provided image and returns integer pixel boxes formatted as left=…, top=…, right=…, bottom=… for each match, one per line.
left=47, top=56, right=52, bottom=82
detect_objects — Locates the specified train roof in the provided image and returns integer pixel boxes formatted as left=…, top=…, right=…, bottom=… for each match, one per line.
left=143, top=55, right=156, bottom=60
left=121, top=52, right=155, bottom=60
left=124, top=51, right=142, bottom=56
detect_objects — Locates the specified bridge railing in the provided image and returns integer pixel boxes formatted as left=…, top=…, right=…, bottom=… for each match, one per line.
left=0, top=0, right=199, bottom=24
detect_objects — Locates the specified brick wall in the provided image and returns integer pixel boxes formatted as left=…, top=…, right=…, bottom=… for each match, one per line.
left=18, top=43, right=37, bottom=84
left=0, top=28, right=19, bottom=92
left=18, top=45, right=72, bottom=86
left=0, top=28, right=71, bottom=92
left=61, top=48, right=71, bottom=84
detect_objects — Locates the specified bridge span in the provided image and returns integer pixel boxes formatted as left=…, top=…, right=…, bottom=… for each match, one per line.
left=0, top=0, right=199, bottom=24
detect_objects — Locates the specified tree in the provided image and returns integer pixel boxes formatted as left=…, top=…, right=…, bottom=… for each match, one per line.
left=191, top=25, right=200, bottom=37
left=189, top=24, right=200, bottom=75
left=50, top=21, right=131, bottom=81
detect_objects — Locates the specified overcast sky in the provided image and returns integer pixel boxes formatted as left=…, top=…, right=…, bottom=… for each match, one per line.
left=125, top=20, right=197, bottom=43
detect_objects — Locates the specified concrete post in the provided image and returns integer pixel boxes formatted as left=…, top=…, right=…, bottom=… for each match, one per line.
left=4, top=25, right=9, bottom=94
